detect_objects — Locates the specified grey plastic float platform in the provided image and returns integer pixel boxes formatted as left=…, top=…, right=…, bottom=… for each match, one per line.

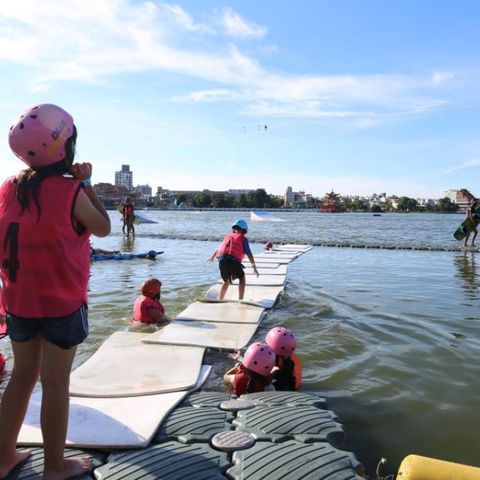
left=233, top=404, right=345, bottom=447
left=227, top=440, right=364, bottom=480
left=153, top=405, right=234, bottom=444
left=6, top=447, right=106, bottom=480
left=94, top=442, right=230, bottom=480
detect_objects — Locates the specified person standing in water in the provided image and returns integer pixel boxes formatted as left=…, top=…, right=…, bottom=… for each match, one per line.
left=0, top=104, right=110, bottom=479
left=464, top=198, right=480, bottom=249
left=209, top=219, right=258, bottom=300
left=121, top=196, right=135, bottom=238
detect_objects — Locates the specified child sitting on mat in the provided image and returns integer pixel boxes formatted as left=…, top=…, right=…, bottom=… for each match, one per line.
left=132, top=278, right=170, bottom=326
left=265, top=326, right=302, bottom=391
left=224, top=342, right=275, bottom=395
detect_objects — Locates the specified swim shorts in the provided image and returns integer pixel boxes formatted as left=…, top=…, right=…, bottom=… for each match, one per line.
left=6, top=303, right=89, bottom=349
left=219, top=258, right=245, bottom=282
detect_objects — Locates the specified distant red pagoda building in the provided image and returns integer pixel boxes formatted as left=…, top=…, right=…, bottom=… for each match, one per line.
left=319, top=190, right=344, bottom=212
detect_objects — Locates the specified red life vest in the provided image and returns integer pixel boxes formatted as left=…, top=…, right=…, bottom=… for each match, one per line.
left=0, top=176, right=90, bottom=318
left=232, top=364, right=272, bottom=395
left=276, top=353, right=302, bottom=391
left=216, top=232, right=245, bottom=262
left=133, top=296, right=165, bottom=324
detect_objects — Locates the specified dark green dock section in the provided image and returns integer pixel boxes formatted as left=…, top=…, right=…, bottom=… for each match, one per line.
left=7, top=391, right=364, bottom=479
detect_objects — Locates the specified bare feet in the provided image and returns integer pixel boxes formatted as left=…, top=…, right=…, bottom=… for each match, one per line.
left=43, top=456, right=92, bottom=480
left=0, top=449, right=31, bottom=479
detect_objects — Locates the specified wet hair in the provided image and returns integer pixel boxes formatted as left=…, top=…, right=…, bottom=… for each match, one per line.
left=15, top=125, right=77, bottom=220
left=272, top=356, right=296, bottom=391
left=245, top=368, right=271, bottom=393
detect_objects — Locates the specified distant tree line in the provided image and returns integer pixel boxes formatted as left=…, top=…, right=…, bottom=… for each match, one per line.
left=176, top=189, right=284, bottom=209
left=341, top=196, right=459, bottom=213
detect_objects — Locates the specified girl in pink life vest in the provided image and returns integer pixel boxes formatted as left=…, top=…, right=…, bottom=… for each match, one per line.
left=0, top=104, right=110, bottom=480
left=224, top=342, right=275, bottom=395
left=132, top=278, right=170, bottom=325
left=265, top=326, right=302, bottom=391
left=208, top=219, right=259, bottom=300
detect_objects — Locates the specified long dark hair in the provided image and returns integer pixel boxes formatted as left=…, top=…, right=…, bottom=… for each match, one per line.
left=272, top=356, right=296, bottom=391
left=15, top=126, right=77, bottom=220
left=245, top=368, right=271, bottom=393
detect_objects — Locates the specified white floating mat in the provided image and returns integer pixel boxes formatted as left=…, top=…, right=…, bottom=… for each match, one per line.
left=176, top=301, right=265, bottom=324
left=69, top=332, right=205, bottom=397
left=244, top=264, right=287, bottom=275
left=18, top=365, right=211, bottom=449
left=253, top=255, right=293, bottom=264
left=262, top=251, right=299, bottom=259
left=142, top=320, right=258, bottom=350
left=205, top=284, right=284, bottom=309
left=219, top=274, right=285, bottom=287
left=254, top=262, right=281, bottom=269
left=274, top=244, right=312, bottom=252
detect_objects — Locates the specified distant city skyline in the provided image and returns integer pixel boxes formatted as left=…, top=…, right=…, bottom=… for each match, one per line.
left=2, top=1, right=480, bottom=198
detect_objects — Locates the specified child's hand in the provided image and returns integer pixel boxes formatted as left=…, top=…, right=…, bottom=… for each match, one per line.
left=228, top=350, right=242, bottom=361
left=71, top=162, right=92, bottom=181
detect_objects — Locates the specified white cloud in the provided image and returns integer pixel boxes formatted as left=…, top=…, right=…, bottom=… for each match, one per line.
left=0, top=0, right=470, bottom=123
left=217, top=7, right=267, bottom=39
left=444, top=158, right=480, bottom=174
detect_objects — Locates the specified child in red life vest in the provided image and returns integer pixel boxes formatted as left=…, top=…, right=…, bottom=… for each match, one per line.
left=0, top=104, right=111, bottom=479
left=0, top=353, right=5, bottom=376
left=132, top=278, right=170, bottom=325
left=265, top=326, right=302, bottom=391
left=208, top=219, right=258, bottom=300
left=224, top=342, right=275, bottom=395
left=121, top=196, right=135, bottom=238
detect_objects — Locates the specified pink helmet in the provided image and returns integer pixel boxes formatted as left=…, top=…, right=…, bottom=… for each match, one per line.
left=242, top=342, right=274, bottom=376
left=265, top=326, right=296, bottom=356
left=8, top=104, right=74, bottom=168
left=265, top=241, right=273, bottom=250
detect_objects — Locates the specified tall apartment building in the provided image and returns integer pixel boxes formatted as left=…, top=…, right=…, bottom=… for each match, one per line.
left=115, top=165, right=133, bottom=191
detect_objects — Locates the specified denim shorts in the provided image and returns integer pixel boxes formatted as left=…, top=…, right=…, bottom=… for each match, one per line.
left=6, top=303, right=89, bottom=349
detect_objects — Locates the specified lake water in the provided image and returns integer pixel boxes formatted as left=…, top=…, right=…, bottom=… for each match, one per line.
left=1, top=210, right=478, bottom=477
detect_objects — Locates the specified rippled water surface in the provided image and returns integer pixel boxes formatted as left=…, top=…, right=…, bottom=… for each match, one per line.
left=1, top=210, right=479, bottom=477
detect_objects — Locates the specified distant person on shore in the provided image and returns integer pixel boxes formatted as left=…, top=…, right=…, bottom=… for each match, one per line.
left=121, top=196, right=135, bottom=238
left=265, top=326, right=302, bottom=391
left=265, top=241, right=273, bottom=250
left=464, top=198, right=480, bottom=248
left=0, top=103, right=110, bottom=479
left=131, top=278, right=171, bottom=326
left=224, top=342, right=275, bottom=395
left=208, top=219, right=258, bottom=300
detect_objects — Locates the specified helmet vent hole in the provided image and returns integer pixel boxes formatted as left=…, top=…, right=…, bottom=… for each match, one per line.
left=42, top=143, right=47, bottom=147
left=253, top=361, right=258, bottom=365
left=29, top=115, right=37, bottom=119
left=27, top=151, right=35, bottom=156
left=19, top=122, right=25, bottom=130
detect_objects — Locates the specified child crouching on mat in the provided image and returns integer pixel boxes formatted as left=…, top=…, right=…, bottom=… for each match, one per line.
left=132, top=278, right=171, bottom=326
left=224, top=342, right=275, bottom=395
left=265, top=326, right=302, bottom=391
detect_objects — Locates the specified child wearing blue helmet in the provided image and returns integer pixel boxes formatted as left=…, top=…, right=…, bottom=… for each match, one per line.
left=209, top=219, right=258, bottom=300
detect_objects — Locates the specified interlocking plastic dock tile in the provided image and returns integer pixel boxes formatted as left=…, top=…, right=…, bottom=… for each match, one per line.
left=153, top=406, right=234, bottom=444
left=227, top=440, right=364, bottom=480
left=95, top=442, right=229, bottom=480
left=180, top=391, right=232, bottom=408
left=240, top=391, right=328, bottom=409
left=232, top=404, right=345, bottom=447
left=6, top=447, right=106, bottom=480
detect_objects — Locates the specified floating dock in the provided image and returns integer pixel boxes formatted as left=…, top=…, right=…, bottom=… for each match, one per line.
left=8, top=244, right=365, bottom=479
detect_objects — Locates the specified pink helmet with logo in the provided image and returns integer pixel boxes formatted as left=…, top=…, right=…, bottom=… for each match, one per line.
left=265, top=326, right=296, bottom=356
left=242, top=342, right=274, bottom=376
left=8, top=104, right=74, bottom=168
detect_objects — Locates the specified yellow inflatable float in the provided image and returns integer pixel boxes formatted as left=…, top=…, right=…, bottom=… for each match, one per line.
left=397, top=454, right=480, bottom=480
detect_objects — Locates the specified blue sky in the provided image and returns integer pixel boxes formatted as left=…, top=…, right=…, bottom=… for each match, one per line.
left=1, top=0, right=480, bottom=198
